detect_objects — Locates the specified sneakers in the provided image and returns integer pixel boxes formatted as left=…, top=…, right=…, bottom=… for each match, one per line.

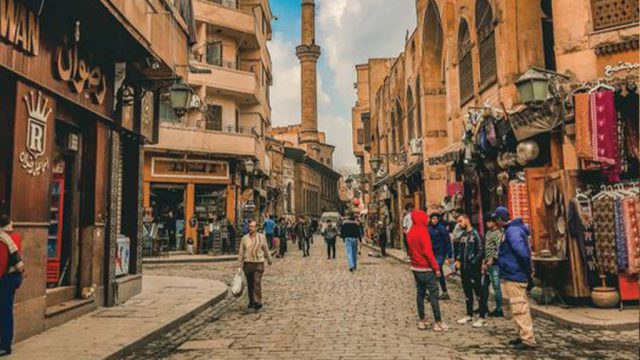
left=472, top=318, right=486, bottom=328
left=0, top=349, right=11, bottom=357
left=457, top=316, right=473, bottom=324
left=512, top=342, right=536, bottom=351
left=508, top=338, right=523, bottom=346
left=439, top=292, right=450, bottom=300
left=433, top=322, right=449, bottom=332
left=253, top=303, right=263, bottom=310
left=488, top=309, right=504, bottom=317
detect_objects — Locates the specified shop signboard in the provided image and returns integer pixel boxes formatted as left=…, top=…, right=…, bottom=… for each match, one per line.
left=19, top=90, right=51, bottom=176
left=0, top=0, right=40, bottom=56
left=151, top=157, right=230, bottom=180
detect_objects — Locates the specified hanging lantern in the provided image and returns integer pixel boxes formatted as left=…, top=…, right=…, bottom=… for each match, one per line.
left=369, top=155, right=381, bottom=172
left=169, top=79, right=193, bottom=117
left=515, top=68, right=551, bottom=104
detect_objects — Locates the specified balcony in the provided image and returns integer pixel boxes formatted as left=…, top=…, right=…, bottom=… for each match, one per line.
left=148, top=123, right=264, bottom=162
left=188, top=63, right=259, bottom=104
left=194, top=0, right=262, bottom=49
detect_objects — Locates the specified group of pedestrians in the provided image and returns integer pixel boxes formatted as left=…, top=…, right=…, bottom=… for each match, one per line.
left=403, top=203, right=536, bottom=351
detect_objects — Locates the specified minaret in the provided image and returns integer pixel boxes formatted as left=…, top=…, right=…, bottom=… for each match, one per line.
left=296, top=0, right=321, bottom=144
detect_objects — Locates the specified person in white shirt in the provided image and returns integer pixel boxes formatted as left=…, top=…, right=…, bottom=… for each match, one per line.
left=402, top=202, right=414, bottom=254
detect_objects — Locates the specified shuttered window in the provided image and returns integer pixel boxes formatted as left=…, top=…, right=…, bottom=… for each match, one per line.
left=476, top=0, right=497, bottom=89
left=458, top=20, right=474, bottom=105
left=396, top=100, right=404, bottom=149
left=415, top=78, right=422, bottom=138
left=591, top=0, right=639, bottom=31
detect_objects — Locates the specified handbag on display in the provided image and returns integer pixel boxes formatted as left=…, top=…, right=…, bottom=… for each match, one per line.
left=230, top=267, right=244, bottom=297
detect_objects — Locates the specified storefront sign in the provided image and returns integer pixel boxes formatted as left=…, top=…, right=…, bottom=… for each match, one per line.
left=55, top=42, right=107, bottom=105
left=19, top=91, right=51, bottom=176
left=0, top=0, right=40, bottom=55
left=604, top=61, right=640, bottom=77
left=151, top=157, right=229, bottom=180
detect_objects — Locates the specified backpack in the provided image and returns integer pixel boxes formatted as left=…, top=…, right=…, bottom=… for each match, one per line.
left=324, top=226, right=338, bottom=240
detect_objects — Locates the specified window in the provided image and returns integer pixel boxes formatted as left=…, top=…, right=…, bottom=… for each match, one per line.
left=205, top=105, right=223, bottom=131
left=476, top=0, right=497, bottom=88
left=391, top=112, right=397, bottom=153
left=362, top=112, right=371, bottom=148
left=357, top=128, right=364, bottom=145
left=415, top=77, right=422, bottom=137
left=591, top=0, right=639, bottom=31
left=235, top=109, right=240, bottom=132
left=541, top=0, right=557, bottom=71
left=458, top=19, right=474, bottom=104
left=396, top=100, right=404, bottom=149
left=286, top=183, right=292, bottom=213
left=407, top=87, right=415, bottom=140
left=206, top=41, right=222, bottom=66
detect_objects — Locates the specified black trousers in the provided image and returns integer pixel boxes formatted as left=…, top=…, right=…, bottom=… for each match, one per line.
left=413, top=271, right=441, bottom=322
left=303, top=237, right=311, bottom=256
left=379, top=238, right=387, bottom=257
left=461, top=267, right=488, bottom=318
left=279, top=237, right=286, bottom=257
left=326, top=238, right=336, bottom=258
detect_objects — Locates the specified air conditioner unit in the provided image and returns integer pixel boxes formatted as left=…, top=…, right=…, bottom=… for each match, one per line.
left=410, top=138, right=423, bottom=155
left=188, top=94, right=202, bottom=110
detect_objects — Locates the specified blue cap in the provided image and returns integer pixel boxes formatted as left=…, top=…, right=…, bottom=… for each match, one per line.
left=491, top=206, right=510, bottom=221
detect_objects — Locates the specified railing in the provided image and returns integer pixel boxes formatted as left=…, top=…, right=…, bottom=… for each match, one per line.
left=158, top=119, right=258, bottom=136
left=204, top=0, right=238, bottom=9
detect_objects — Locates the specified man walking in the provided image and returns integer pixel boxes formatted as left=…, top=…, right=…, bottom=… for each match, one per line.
left=428, top=213, right=452, bottom=300
left=402, top=202, right=414, bottom=254
left=455, top=213, right=488, bottom=328
left=238, top=221, right=272, bottom=310
left=263, top=215, right=276, bottom=249
left=493, top=206, right=536, bottom=350
left=322, top=219, right=338, bottom=259
left=378, top=221, right=387, bottom=257
left=406, top=210, right=448, bottom=332
left=340, top=212, right=362, bottom=272
left=483, top=214, right=504, bottom=317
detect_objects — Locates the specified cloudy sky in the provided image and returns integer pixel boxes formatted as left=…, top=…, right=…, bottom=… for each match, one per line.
left=269, top=0, right=416, bottom=169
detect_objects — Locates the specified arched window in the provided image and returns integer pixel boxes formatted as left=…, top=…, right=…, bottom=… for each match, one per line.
left=391, top=111, right=397, bottom=153
left=415, top=77, right=422, bottom=138
left=458, top=19, right=474, bottom=104
left=407, top=87, right=415, bottom=141
left=476, top=0, right=497, bottom=88
left=396, top=100, right=404, bottom=149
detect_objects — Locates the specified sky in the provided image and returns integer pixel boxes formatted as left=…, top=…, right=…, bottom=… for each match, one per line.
left=269, top=0, right=416, bottom=170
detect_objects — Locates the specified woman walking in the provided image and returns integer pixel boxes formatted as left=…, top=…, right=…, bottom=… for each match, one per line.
left=0, top=214, right=24, bottom=356
left=238, top=221, right=272, bottom=310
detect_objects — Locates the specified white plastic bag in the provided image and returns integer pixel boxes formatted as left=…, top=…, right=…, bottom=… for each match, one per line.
left=230, top=267, right=244, bottom=297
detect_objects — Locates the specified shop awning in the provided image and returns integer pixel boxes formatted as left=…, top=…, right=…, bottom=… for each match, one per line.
left=508, top=102, right=561, bottom=141
left=397, top=161, right=424, bottom=180
left=427, top=141, right=464, bottom=165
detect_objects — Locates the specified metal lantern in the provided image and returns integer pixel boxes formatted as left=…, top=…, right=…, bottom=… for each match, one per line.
left=369, top=155, right=381, bottom=172
left=244, top=158, right=255, bottom=174
left=515, top=68, right=550, bottom=104
left=169, top=79, right=193, bottom=117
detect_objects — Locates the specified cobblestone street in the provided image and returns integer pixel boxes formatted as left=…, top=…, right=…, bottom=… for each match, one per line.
left=124, top=237, right=638, bottom=360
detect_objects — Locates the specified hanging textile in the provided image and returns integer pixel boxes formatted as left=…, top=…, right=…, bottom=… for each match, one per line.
left=567, top=198, right=598, bottom=287
left=592, top=197, right=618, bottom=274
left=590, top=91, right=620, bottom=181
left=508, top=181, right=530, bottom=224
left=622, top=196, right=639, bottom=274
left=574, top=93, right=592, bottom=159
left=613, top=199, right=629, bottom=270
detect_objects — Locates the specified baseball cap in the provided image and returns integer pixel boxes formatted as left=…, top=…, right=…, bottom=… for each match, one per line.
left=491, top=206, right=510, bottom=222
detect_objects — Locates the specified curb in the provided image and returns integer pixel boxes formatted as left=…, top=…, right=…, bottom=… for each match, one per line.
left=529, top=305, right=639, bottom=331
left=143, top=250, right=278, bottom=265
left=104, top=286, right=228, bottom=360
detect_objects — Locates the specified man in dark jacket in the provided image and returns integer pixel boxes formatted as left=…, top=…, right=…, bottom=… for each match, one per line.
left=340, top=213, right=362, bottom=272
left=428, top=213, right=452, bottom=300
left=454, top=213, right=488, bottom=328
left=494, top=206, right=536, bottom=350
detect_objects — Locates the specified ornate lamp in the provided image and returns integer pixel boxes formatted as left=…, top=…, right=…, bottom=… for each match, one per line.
left=169, top=78, right=193, bottom=117
left=515, top=68, right=551, bottom=103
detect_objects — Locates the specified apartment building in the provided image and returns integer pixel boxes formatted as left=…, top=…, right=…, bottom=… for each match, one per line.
left=143, top=0, right=274, bottom=252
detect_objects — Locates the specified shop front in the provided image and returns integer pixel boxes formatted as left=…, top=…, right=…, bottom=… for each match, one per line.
left=142, top=153, right=237, bottom=254
left=0, top=0, right=190, bottom=341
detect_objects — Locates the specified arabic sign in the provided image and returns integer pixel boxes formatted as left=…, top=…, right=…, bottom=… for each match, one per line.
left=151, top=157, right=229, bottom=180
left=604, top=61, right=640, bottom=77
left=54, top=41, right=108, bottom=105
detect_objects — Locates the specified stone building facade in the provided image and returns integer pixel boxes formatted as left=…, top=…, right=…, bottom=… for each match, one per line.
left=353, top=0, right=639, bottom=248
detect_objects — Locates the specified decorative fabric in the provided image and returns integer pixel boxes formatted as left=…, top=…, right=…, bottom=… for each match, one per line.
left=622, top=197, right=639, bottom=274
left=590, top=91, right=620, bottom=181
left=614, top=199, right=629, bottom=270
left=592, top=197, right=618, bottom=274
left=574, top=93, right=592, bottom=158
left=568, top=199, right=598, bottom=287
left=508, top=182, right=530, bottom=224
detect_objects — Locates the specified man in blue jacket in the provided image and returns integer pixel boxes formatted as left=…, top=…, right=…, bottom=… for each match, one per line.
left=494, top=206, right=536, bottom=350
left=428, top=213, right=452, bottom=300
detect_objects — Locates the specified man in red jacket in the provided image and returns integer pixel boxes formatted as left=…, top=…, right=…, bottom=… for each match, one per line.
left=0, top=214, right=24, bottom=357
left=406, top=210, right=448, bottom=332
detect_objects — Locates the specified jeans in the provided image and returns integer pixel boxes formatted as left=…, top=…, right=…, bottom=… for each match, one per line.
left=243, top=262, right=265, bottom=305
left=278, top=237, right=287, bottom=257
left=0, top=273, right=22, bottom=351
left=461, top=267, right=488, bottom=318
left=436, top=256, right=448, bottom=293
left=486, top=265, right=503, bottom=311
left=345, top=237, right=358, bottom=269
left=266, top=233, right=274, bottom=249
left=326, top=238, right=336, bottom=258
left=413, top=271, right=441, bottom=322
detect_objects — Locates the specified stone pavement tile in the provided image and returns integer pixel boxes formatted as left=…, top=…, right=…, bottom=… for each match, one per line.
left=124, top=236, right=639, bottom=360
left=13, top=276, right=227, bottom=360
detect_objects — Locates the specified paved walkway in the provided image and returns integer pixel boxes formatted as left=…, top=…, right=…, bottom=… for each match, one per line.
left=124, top=236, right=639, bottom=360
left=11, top=276, right=227, bottom=360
